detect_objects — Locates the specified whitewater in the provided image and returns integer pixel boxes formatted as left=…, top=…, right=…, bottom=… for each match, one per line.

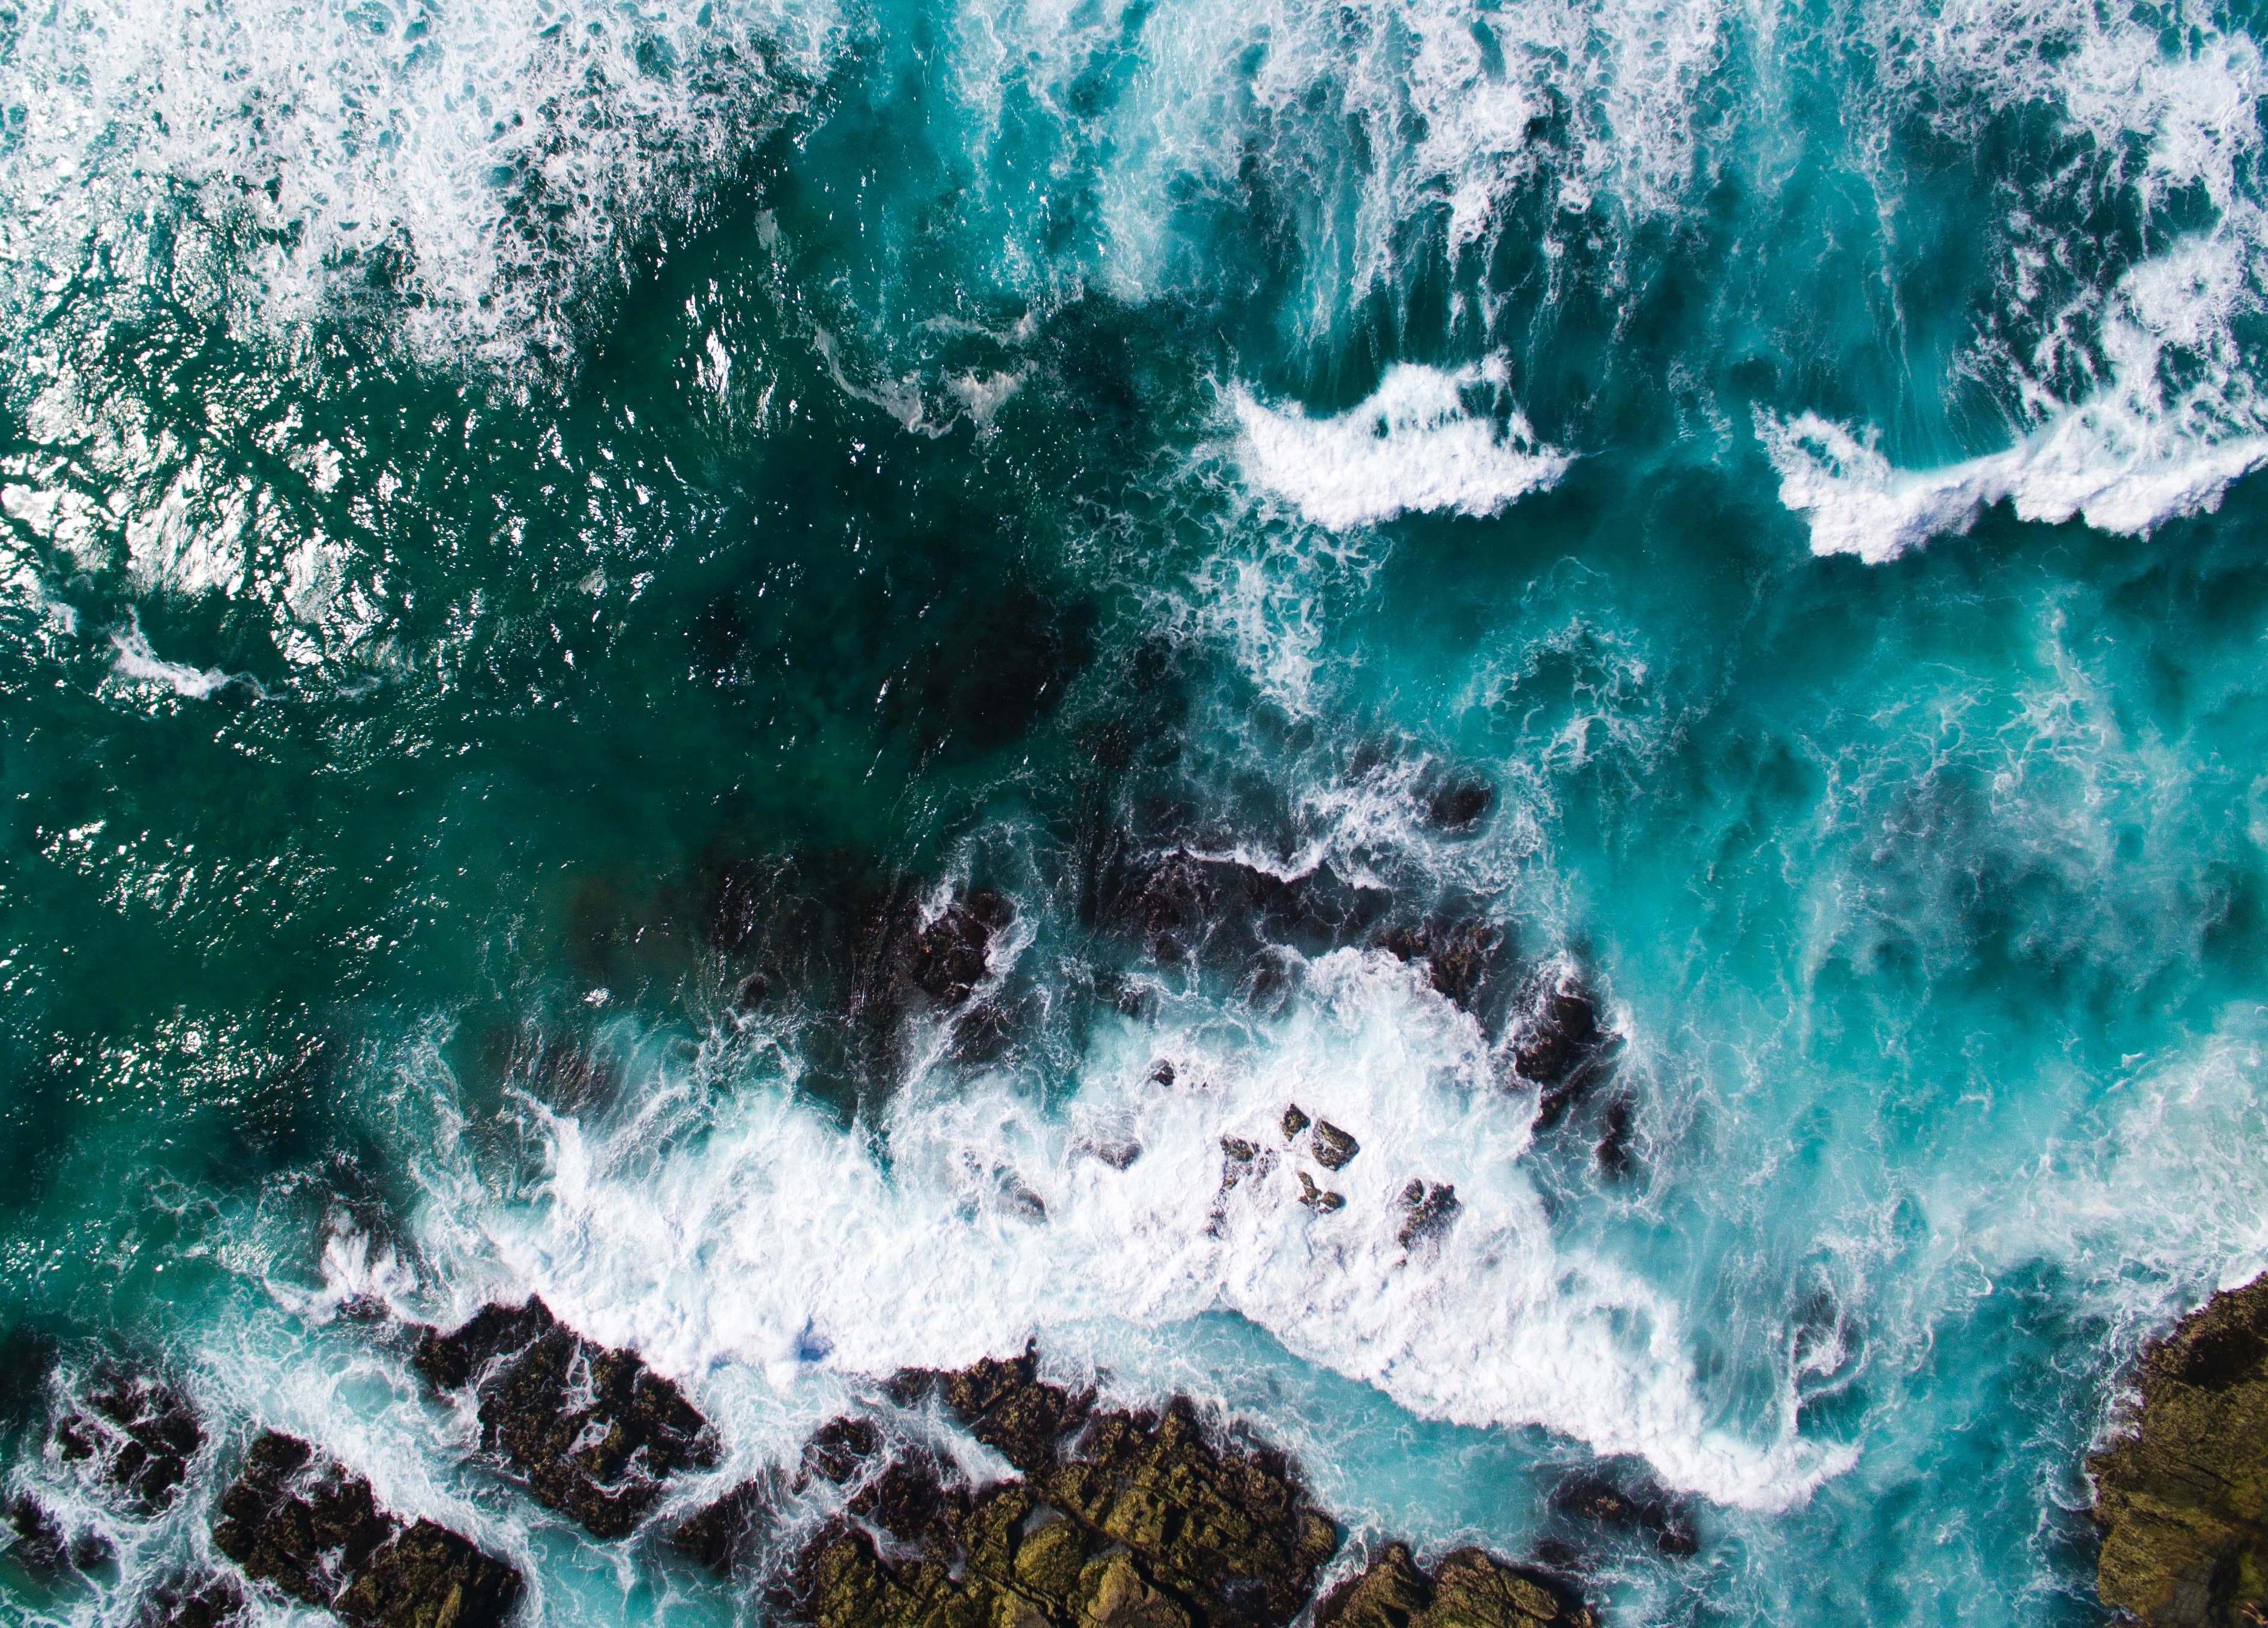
left=4, top=0, right=2268, bottom=1621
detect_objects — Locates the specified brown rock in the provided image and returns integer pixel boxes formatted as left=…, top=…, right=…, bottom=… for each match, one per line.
left=1311, top=1121, right=1359, bottom=1171
left=2092, top=1272, right=2268, bottom=1624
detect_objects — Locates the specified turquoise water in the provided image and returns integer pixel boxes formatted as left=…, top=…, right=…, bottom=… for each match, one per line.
left=7, top=0, right=2268, bottom=1620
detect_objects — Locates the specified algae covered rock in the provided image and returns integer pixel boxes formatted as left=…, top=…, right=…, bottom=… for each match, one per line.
left=411, top=1296, right=717, bottom=1537
left=1315, top=1543, right=1593, bottom=1628
left=2091, top=1272, right=2268, bottom=1624
left=211, top=1431, right=520, bottom=1628
left=786, top=1358, right=1338, bottom=1628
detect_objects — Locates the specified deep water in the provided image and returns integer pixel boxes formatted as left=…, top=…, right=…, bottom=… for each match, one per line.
left=6, top=0, right=2268, bottom=1621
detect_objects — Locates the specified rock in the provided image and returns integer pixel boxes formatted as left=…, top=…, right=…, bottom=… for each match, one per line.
left=941, top=1345, right=1094, bottom=1475
left=803, top=1416, right=882, bottom=1486
left=1548, top=1469, right=1697, bottom=1557
left=1297, top=1172, right=1345, bottom=1214
left=1376, top=921, right=1505, bottom=1012
left=791, top=1366, right=1338, bottom=1628
left=1395, top=1181, right=1461, bottom=1249
left=1595, top=1099, right=1633, bottom=1177
left=335, top=1518, right=523, bottom=1628
left=1078, top=1554, right=1191, bottom=1627
left=1424, top=777, right=1495, bottom=833
left=1280, top=1105, right=1310, bottom=1140
left=1150, top=1061, right=1177, bottom=1087
left=1316, top=1544, right=1594, bottom=1628
left=211, top=1431, right=520, bottom=1628
left=143, top=1572, right=246, bottom=1628
left=411, top=1296, right=717, bottom=1537
left=1220, top=1138, right=1257, bottom=1165
left=8, top=1491, right=107, bottom=1574
left=2091, top=1272, right=2268, bottom=1624
left=670, top=1477, right=778, bottom=1573
left=909, top=893, right=1012, bottom=1005
left=56, top=1367, right=204, bottom=1515
left=1512, top=969, right=1617, bottom=1126
left=1310, top=1121, right=1359, bottom=1171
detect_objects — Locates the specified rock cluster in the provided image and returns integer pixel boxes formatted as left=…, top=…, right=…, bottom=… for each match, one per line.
left=212, top=1431, right=520, bottom=1628
left=1315, top=1543, right=1595, bottom=1628
left=909, top=893, right=1012, bottom=1005
left=783, top=1348, right=1341, bottom=1628
left=410, top=1296, right=718, bottom=1537
left=2091, top=1272, right=2268, bottom=1624
left=56, top=1367, right=204, bottom=1515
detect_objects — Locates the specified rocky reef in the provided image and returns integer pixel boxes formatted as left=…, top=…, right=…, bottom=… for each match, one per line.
left=410, top=1295, right=719, bottom=1537
left=1314, top=1543, right=1595, bottom=1628
left=213, top=1430, right=520, bottom=1628
left=2091, top=1272, right=2268, bottom=1624
left=762, top=1345, right=1612, bottom=1628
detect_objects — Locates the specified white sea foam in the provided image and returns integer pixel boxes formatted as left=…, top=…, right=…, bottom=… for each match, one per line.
left=380, top=943, right=1851, bottom=1516
left=0, top=0, right=835, bottom=366
left=107, top=615, right=238, bottom=701
left=1232, top=363, right=1573, bottom=532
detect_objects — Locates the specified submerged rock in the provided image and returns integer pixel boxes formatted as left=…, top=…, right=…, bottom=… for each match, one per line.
left=1423, top=776, right=1496, bottom=833
left=670, top=1475, right=780, bottom=1574
left=909, top=892, right=1012, bottom=1005
left=143, top=1572, right=245, bottom=1628
left=1549, top=1469, right=1698, bottom=1557
left=1315, top=1543, right=1595, bottom=1628
left=789, top=1359, right=1339, bottom=1628
left=8, top=1491, right=107, bottom=1575
left=1512, top=968, right=1617, bottom=1126
left=56, top=1367, right=204, bottom=1515
left=411, top=1296, right=718, bottom=1537
left=211, top=1431, right=520, bottom=1628
left=2091, top=1272, right=2268, bottom=1624
left=1376, top=920, right=1506, bottom=1012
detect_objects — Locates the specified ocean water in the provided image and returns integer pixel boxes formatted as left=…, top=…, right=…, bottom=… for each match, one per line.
left=5, top=0, right=2268, bottom=1620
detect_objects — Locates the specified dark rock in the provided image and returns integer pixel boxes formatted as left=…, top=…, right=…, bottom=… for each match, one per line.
left=56, top=1367, right=204, bottom=1515
left=671, top=1477, right=777, bottom=1573
left=213, top=1432, right=396, bottom=1608
left=1150, top=1061, right=1177, bottom=1087
left=1220, top=1138, right=1256, bottom=1165
left=2092, top=1272, right=2268, bottom=1624
left=411, top=1296, right=718, bottom=1537
left=1549, top=1469, right=1697, bottom=1557
left=1376, top=921, right=1506, bottom=1011
left=1082, top=1137, right=1144, bottom=1171
left=336, top=1518, right=523, bottom=1628
left=792, top=1367, right=1338, bottom=1628
left=803, top=1417, right=882, bottom=1486
left=143, top=1572, right=245, bottom=1628
left=1096, top=849, right=1390, bottom=970
left=850, top=1450, right=964, bottom=1546
left=8, top=1492, right=107, bottom=1574
left=211, top=1431, right=520, bottom=1628
left=909, top=893, right=1012, bottom=1005
left=1395, top=1181, right=1461, bottom=1249
left=1297, top=1172, right=1345, bottom=1214
left=1315, top=1543, right=1595, bottom=1627
left=1423, top=777, right=1495, bottom=833
left=1310, top=1121, right=1359, bottom=1171
left=1513, top=969, right=1617, bottom=1126
left=941, top=1345, right=1094, bottom=1475
left=1280, top=1105, right=1310, bottom=1140
left=1595, top=1099, right=1633, bottom=1177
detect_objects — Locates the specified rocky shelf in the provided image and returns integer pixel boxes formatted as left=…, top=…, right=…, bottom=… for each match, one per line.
left=2092, top=1271, right=2268, bottom=1625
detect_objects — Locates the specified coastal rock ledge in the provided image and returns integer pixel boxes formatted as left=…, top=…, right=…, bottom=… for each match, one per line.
left=2093, top=1273, right=2268, bottom=1625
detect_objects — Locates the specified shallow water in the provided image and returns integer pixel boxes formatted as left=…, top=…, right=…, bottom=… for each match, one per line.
left=5, top=0, right=2268, bottom=1621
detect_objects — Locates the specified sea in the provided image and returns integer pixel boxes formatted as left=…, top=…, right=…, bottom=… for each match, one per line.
left=4, top=0, right=2268, bottom=1620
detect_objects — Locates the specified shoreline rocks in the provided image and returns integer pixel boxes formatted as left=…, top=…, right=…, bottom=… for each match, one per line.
left=213, top=1431, right=520, bottom=1628
left=411, top=1295, right=719, bottom=1537
left=2091, top=1273, right=2268, bottom=1624
left=1315, top=1543, right=1595, bottom=1628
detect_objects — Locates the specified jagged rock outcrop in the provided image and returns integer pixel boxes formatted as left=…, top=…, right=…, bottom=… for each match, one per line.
left=212, top=1431, right=520, bottom=1628
left=909, top=893, right=1012, bottom=1005
left=786, top=1349, right=1340, bottom=1628
left=411, top=1296, right=717, bottom=1537
left=2091, top=1273, right=2268, bottom=1624
left=56, top=1367, right=204, bottom=1515
left=1314, top=1543, right=1596, bottom=1628
left=1512, top=968, right=1617, bottom=1126
left=1549, top=1469, right=1697, bottom=1558
left=143, top=1572, right=246, bottom=1628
